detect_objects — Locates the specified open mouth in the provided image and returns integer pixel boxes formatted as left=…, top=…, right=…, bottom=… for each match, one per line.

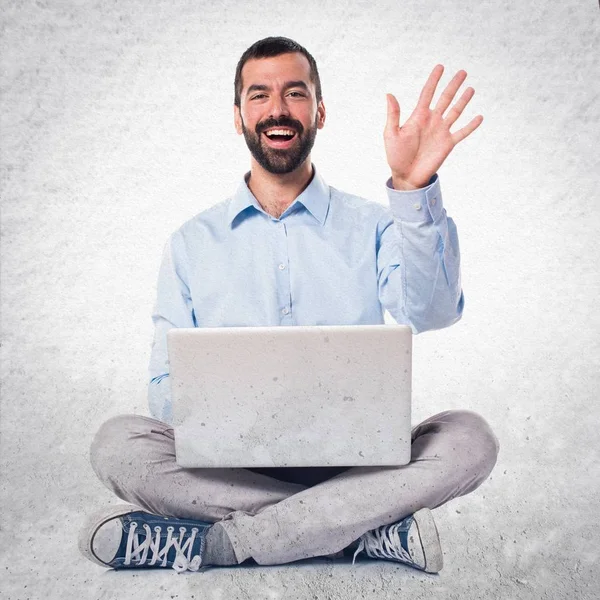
left=262, top=130, right=298, bottom=149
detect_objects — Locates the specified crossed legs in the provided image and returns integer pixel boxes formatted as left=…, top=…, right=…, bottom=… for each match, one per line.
left=90, top=409, right=499, bottom=565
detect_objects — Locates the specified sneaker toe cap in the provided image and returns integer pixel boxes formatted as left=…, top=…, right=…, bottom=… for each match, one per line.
left=92, top=518, right=123, bottom=564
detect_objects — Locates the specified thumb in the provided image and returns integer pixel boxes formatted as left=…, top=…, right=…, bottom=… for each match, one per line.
left=385, top=93, right=400, bottom=132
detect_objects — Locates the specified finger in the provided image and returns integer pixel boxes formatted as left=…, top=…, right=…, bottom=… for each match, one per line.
left=445, top=87, right=475, bottom=128
left=434, top=70, right=467, bottom=115
left=385, top=93, right=401, bottom=132
left=451, top=115, right=484, bottom=145
left=415, top=64, right=444, bottom=111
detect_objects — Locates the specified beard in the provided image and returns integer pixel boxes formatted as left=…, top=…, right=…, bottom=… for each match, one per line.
left=241, top=113, right=318, bottom=175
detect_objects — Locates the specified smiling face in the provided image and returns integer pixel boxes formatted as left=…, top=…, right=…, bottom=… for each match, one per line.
left=234, top=52, right=326, bottom=175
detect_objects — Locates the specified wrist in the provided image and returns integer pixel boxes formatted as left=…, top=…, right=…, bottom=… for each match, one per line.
left=391, top=175, right=422, bottom=191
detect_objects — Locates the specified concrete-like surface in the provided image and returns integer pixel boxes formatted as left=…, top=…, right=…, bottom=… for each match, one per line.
left=1, top=1, right=598, bottom=598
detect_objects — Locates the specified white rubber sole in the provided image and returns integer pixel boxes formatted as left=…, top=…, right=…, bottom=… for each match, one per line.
left=78, top=503, right=143, bottom=568
left=412, top=508, right=443, bottom=573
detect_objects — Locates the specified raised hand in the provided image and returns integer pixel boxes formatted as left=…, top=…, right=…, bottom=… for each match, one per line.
left=384, top=65, right=483, bottom=190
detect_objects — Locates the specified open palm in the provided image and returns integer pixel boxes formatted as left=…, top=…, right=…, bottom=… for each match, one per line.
left=385, top=65, right=483, bottom=189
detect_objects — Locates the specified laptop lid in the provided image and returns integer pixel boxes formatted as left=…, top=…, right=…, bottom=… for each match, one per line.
left=168, top=324, right=412, bottom=468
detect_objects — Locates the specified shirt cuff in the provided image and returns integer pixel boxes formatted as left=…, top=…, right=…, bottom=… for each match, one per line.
left=385, top=173, right=443, bottom=223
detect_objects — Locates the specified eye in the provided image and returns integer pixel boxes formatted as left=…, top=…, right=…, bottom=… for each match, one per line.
left=251, top=94, right=266, bottom=100
left=289, top=92, right=305, bottom=97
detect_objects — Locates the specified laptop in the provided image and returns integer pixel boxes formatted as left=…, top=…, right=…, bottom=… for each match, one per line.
left=168, top=324, right=412, bottom=468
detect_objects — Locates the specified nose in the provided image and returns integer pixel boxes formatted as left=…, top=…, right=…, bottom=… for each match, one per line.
left=268, top=95, right=291, bottom=120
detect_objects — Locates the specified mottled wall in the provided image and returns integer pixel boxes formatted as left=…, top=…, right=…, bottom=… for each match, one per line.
left=1, top=1, right=598, bottom=598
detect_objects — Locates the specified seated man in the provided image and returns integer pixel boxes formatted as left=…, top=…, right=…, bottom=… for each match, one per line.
left=79, top=36, right=499, bottom=574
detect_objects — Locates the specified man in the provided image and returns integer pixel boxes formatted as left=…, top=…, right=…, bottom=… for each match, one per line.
left=80, top=36, right=499, bottom=574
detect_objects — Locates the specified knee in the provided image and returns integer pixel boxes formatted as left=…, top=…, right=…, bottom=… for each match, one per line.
left=90, top=414, right=143, bottom=482
left=449, top=409, right=500, bottom=478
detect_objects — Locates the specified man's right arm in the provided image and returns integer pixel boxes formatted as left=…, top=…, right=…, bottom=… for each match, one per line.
left=148, top=230, right=196, bottom=424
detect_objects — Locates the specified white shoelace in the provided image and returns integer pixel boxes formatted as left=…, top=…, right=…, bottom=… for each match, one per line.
left=124, top=522, right=203, bottom=572
left=352, top=522, right=413, bottom=565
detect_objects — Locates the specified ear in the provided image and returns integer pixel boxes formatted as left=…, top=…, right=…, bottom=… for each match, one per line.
left=316, top=100, right=326, bottom=130
left=234, top=104, right=243, bottom=135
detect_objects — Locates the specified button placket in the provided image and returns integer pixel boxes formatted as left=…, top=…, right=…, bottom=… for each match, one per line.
left=275, top=219, right=291, bottom=320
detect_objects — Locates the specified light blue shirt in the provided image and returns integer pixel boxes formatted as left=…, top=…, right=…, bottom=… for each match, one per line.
left=149, top=163, right=463, bottom=423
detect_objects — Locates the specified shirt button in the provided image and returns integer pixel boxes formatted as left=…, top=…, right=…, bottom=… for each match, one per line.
left=431, top=198, right=437, bottom=206
left=413, top=203, right=422, bottom=210
left=282, top=307, right=289, bottom=315
left=278, top=263, right=286, bottom=270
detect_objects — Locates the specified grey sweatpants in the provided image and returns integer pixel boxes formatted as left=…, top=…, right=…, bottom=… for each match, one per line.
left=90, top=409, right=499, bottom=565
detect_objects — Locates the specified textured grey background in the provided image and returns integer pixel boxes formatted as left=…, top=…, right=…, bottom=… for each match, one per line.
left=1, top=0, right=598, bottom=598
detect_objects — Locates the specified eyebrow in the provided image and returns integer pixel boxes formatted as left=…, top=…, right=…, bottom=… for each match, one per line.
left=246, top=80, right=310, bottom=95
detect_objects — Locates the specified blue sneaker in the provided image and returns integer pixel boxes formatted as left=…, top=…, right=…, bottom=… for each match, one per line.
left=79, top=504, right=213, bottom=572
left=351, top=508, right=443, bottom=573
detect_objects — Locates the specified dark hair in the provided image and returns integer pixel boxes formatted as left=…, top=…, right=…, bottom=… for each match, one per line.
left=234, top=36, right=322, bottom=107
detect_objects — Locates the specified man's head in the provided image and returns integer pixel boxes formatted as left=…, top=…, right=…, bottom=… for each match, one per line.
left=233, top=37, right=326, bottom=175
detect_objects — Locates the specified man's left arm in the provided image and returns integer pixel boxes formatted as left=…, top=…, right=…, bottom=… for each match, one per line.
left=378, top=64, right=483, bottom=332
left=377, top=172, right=463, bottom=333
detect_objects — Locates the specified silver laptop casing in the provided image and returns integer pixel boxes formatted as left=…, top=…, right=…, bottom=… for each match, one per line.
left=168, top=324, right=412, bottom=468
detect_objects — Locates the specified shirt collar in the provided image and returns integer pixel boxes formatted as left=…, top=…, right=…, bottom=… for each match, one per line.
left=227, top=163, right=330, bottom=227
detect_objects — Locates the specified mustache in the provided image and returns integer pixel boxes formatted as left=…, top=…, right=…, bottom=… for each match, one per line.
left=257, top=119, right=303, bottom=135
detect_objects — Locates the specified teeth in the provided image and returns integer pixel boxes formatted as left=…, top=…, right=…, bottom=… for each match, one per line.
left=265, top=129, right=296, bottom=137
